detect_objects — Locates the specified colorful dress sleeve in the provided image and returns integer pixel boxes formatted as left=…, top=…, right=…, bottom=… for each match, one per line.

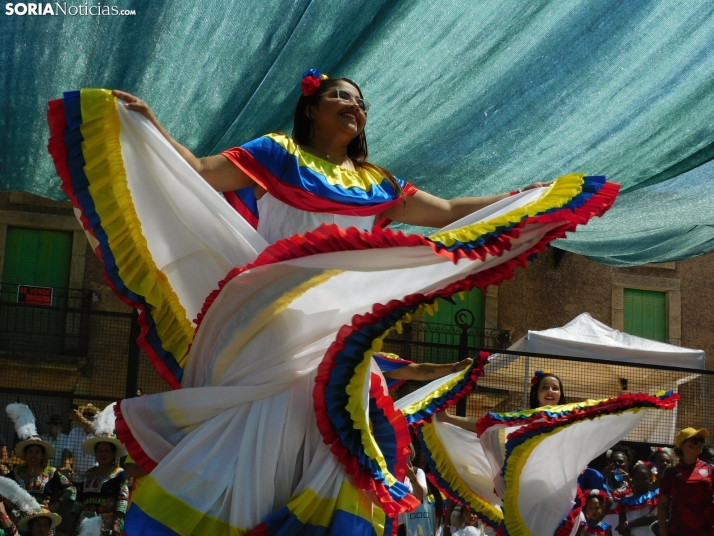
left=372, top=352, right=414, bottom=391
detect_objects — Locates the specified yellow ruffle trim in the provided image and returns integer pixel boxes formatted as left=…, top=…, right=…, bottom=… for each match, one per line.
left=80, top=89, right=194, bottom=373
left=343, top=305, right=429, bottom=489
left=268, top=133, right=389, bottom=191
left=400, top=365, right=474, bottom=418
left=428, top=174, right=586, bottom=247
left=421, top=421, right=504, bottom=524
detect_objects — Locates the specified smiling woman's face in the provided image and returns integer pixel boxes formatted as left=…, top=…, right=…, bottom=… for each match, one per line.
left=537, top=376, right=561, bottom=407
left=308, top=81, right=367, bottom=142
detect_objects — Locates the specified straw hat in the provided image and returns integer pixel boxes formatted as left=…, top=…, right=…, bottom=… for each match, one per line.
left=77, top=403, right=100, bottom=418
left=6, top=404, right=55, bottom=462
left=81, top=403, right=127, bottom=458
left=82, top=433, right=127, bottom=458
left=17, top=507, right=62, bottom=532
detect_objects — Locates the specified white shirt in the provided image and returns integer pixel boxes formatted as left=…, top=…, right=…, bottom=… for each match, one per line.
left=66, top=426, right=96, bottom=481
left=398, top=467, right=428, bottom=526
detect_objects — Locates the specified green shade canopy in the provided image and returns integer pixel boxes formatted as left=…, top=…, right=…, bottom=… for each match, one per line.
left=2, top=0, right=713, bottom=265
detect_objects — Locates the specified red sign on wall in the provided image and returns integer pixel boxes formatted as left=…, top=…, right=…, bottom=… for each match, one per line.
left=17, top=285, right=54, bottom=306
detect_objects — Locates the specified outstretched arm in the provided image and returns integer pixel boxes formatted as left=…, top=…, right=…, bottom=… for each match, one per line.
left=382, top=358, right=472, bottom=382
left=435, top=410, right=477, bottom=432
left=381, top=184, right=550, bottom=228
left=112, top=90, right=254, bottom=193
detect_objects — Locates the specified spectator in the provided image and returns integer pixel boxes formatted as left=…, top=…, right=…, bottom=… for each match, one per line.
left=577, top=490, right=613, bottom=535
left=603, top=444, right=634, bottom=497
left=602, top=444, right=634, bottom=535
left=0, top=437, right=11, bottom=476
left=0, top=497, right=18, bottom=535
left=615, top=463, right=658, bottom=535
left=65, top=405, right=99, bottom=483
left=3, top=403, right=76, bottom=531
left=73, top=434, right=129, bottom=536
left=657, top=427, right=713, bottom=536
left=450, top=506, right=483, bottom=535
left=4, top=443, right=75, bottom=516
left=40, top=416, right=68, bottom=472
left=650, top=448, right=674, bottom=490
left=398, top=444, right=427, bottom=536
left=16, top=508, right=61, bottom=536
left=699, top=445, right=714, bottom=465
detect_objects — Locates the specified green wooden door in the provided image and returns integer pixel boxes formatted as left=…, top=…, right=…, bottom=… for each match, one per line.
left=623, top=288, right=667, bottom=342
left=422, top=288, right=485, bottom=361
left=1, top=227, right=73, bottom=352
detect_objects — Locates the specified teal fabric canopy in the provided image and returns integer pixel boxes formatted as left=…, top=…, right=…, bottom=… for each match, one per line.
left=2, top=0, right=714, bottom=265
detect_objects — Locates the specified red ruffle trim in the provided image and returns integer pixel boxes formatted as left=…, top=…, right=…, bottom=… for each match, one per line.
left=114, top=401, right=158, bottom=473
left=370, top=371, right=421, bottom=513
left=477, top=392, right=679, bottom=438
left=555, top=487, right=585, bottom=536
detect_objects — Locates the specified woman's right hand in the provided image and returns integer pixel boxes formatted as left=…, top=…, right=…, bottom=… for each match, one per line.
left=112, top=90, right=157, bottom=123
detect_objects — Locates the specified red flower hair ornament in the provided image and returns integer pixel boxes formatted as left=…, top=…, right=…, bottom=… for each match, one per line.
left=302, top=68, right=329, bottom=96
left=530, top=369, right=552, bottom=386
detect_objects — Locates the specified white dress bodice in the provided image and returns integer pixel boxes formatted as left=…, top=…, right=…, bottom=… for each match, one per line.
left=256, top=192, right=376, bottom=245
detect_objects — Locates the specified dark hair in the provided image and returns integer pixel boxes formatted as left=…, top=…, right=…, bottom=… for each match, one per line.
left=649, top=448, right=671, bottom=462
left=630, top=463, right=652, bottom=477
left=24, top=443, right=46, bottom=457
left=94, top=441, right=117, bottom=455
left=291, top=77, right=404, bottom=199
left=701, top=445, right=714, bottom=459
left=529, top=372, right=567, bottom=409
left=586, top=494, right=606, bottom=508
left=608, top=443, right=634, bottom=466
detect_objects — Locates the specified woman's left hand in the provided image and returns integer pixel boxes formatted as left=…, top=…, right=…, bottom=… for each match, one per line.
left=522, top=181, right=552, bottom=191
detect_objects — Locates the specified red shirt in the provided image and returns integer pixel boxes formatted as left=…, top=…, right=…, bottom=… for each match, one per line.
left=660, top=459, right=714, bottom=535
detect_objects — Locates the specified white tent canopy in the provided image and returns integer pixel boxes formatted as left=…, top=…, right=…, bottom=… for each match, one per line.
left=507, top=312, right=705, bottom=370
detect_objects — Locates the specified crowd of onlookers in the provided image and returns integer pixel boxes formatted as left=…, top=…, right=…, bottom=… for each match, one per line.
left=3, top=393, right=713, bottom=536
left=0, top=403, right=132, bottom=536
left=0, top=405, right=101, bottom=485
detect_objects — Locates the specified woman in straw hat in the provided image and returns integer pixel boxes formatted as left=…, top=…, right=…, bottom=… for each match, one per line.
left=16, top=508, right=60, bottom=536
left=72, top=405, right=128, bottom=536
left=3, top=405, right=75, bottom=522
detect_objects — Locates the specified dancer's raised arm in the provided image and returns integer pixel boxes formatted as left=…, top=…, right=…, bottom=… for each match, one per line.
left=112, top=90, right=254, bottom=192
left=382, top=182, right=550, bottom=228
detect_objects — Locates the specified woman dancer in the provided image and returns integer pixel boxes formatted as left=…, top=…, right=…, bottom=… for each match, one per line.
left=47, top=71, right=620, bottom=535
left=74, top=435, right=128, bottom=536
left=415, top=368, right=677, bottom=536
left=3, top=405, right=75, bottom=526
